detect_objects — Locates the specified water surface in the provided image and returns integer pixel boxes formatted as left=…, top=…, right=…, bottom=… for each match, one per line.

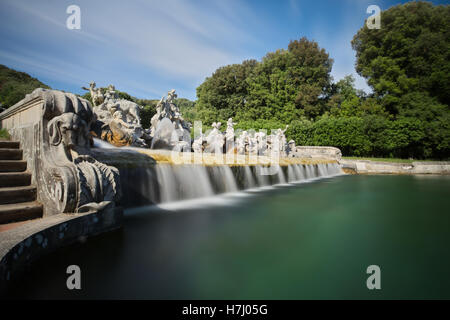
left=6, top=175, right=450, bottom=299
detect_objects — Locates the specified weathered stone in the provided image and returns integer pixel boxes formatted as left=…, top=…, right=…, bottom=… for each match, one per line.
left=204, top=122, right=224, bottom=153
left=0, top=88, right=122, bottom=215
left=150, top=90, right=191, bottom=150
left=85, top=82, right=147, bottom=148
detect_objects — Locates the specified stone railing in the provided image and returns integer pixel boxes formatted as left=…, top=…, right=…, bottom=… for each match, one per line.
left=340, top=159, right=450, bottom=175
left=0, top=89, right=122, bottom=216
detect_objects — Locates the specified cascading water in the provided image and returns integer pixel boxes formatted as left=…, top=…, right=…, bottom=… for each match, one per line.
left=243, top=166, right=256, bottom=189
left=150, top=162, right=343, bottom=203
left=92, top=138, right=344, bottom=206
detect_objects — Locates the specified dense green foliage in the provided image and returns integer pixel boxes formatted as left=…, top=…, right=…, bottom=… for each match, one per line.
left=287, top=114, right=448, bottom=159
left=194, top=2, right=449, bottom=159
left=0, top=128, right=10, bottom=139
left=0, top=64, right=50, bottom=108
left=1, top=2, right=448, bottom=159
left=352, top=1, right=450, bottom=110
left=196, top=38, right=333, bottom=124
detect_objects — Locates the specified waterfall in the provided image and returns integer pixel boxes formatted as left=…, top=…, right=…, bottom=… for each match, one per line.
left=287, top=165, right=295, bottom=183
left=210, top=166, right=238, bottom=193
left=156, top=164, right=215, bottom=202
left=120, top=162, right=344, bottom=205
left=91, top=139, right=343, bottom=205
left=243, top=166, right=256, bottom=189
left=254, top=166, right=270, bottom=186
left=276, top=165, right=287, bottom=184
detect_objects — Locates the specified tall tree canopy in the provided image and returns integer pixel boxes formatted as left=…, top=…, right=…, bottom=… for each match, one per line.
left=196, top=59, right=257, bottom=124
left=245, top=38, right=333, bottom=121
left=351, top=1, right=450, bottom=113
left=196, top=37, right=333, bottom=124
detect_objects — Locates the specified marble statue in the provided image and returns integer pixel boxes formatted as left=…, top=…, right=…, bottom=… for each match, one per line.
left=82, top=81, right=104, bottom=106
left=7, top=88, right=122, bottom=215
left=86, top=82, right=147, bottom=148
left=204, top=122, right=224, bottom=153
left=189, top=116, right=299, bottom=159
left=225, top=118, right=236, bottom=153
left=287, top=140, right=297, bottom=157
left=236, top=131, right=248, bottom=155
left=255, top=131, right=267, bottom=155
left=192, top=133, right=204, bottom=153
left=149, top=89, right=191, bottom=150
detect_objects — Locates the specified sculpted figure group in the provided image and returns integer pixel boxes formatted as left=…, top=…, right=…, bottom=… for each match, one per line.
left=84, top=82, right=148, bottom=147
left=86, top=82, right=299, bottom=156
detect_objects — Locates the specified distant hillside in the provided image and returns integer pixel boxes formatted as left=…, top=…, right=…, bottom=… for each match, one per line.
left=0, top=64, right=50, bottom=109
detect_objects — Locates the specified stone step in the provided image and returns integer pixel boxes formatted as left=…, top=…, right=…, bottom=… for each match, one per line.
left=0, top=172, right=31, bottom=187
left=0, top=141, right=20, bottom=149
left=0, top=149, right=22, bottom=160
left=0, top=160, right=27, bottom=172
left=0, top=185, right=37, bottom=205
left=0, top=201, right=43, bottom=224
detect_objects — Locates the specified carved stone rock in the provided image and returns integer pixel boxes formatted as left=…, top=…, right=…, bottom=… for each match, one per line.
left=1, top=88, right=122, bottom=215
left=85, top=82, right=147, bottom=148
left=150, top=90, right=191, bottom=150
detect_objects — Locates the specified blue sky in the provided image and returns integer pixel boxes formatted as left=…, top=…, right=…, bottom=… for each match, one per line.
left=0, top=0, right=448, bottom=100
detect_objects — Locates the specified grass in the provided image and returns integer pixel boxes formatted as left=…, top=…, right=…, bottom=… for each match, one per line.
left=0, top=128, right=10, bottom=139
left=342, top=156, right=442, bottom=163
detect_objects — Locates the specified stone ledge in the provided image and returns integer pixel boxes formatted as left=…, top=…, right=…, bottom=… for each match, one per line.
left=0, top=205, right=123, bottom=295
left=340, top=159, right=450, bottom=175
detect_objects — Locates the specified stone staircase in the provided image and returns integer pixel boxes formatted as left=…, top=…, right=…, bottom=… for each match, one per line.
left=0, top=140, right=43, bottom=224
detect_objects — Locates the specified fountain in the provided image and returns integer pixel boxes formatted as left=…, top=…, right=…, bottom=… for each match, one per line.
left=0, top=87, right=344, bottom=293
left=86, top=90, right=344, bottom=206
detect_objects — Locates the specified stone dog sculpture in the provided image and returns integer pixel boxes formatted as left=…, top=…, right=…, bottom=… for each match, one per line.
left=18, top=89, right=122, bottom=214
left=48, top=113, right=90, bottom=149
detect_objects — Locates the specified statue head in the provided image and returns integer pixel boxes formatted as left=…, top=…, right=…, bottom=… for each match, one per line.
left=90, top=81, right=96, bottom=89
left=113, top=110, right=124, bottom=120
left=48, top=113, right=89, bottom=149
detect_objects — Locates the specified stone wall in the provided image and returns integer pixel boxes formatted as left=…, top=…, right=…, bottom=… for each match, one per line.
left=0, top=205, right=122, bottom=295
left=294, top=146, right=342, bottom=161
left=340, top=159, right=450, bottom=175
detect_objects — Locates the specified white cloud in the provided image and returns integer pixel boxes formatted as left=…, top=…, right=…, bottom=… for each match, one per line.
left=0, top=0, right=373, bottom=99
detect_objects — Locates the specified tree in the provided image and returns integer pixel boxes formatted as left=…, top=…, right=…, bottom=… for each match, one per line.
left=196, top=37, right=334, bottom=124
left=246, top=37, right=333, bottom=121
left=196, top=59, right=258, bottom=125
left=352, top=1, right=450, bottom=112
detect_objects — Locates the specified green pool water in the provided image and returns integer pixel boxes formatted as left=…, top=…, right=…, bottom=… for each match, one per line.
left=6, top=175, right=450, bottom=299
